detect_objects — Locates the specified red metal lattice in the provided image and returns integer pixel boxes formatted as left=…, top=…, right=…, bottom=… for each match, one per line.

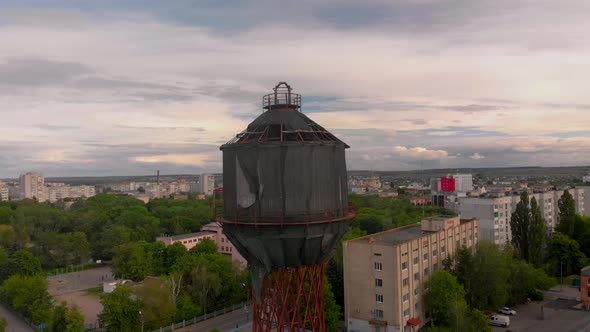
left=252, top=264, right=326, bottom=332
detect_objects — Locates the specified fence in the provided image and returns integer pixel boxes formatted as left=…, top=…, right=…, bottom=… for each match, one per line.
left=150, top=301, right=250, bottom=332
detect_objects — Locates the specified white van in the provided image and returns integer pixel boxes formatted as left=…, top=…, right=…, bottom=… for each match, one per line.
left=490, top=314, right=510, bottom=327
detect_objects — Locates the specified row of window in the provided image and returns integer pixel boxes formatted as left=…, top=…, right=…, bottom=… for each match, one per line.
left=181, top=237, right=211, bottom=244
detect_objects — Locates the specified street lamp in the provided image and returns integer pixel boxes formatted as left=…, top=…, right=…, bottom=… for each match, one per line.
left=139, top=311, right=144, bottom=332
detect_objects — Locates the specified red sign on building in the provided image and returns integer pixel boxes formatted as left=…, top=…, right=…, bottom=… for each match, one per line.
left=440, top=176, right=456, bottom=192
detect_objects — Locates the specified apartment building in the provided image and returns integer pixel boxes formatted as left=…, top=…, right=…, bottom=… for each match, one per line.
left=0, top=182, right=8, bottom=201
left=344, top=216, right=479, bottom=332
left=19, top=172, right=45, bottom=201
left=451, top=174, right=473, bottom=192
left=457, top=188, right=585, bottom=243
left=199, top=173, right=215, bottom=195
left=458, top=194, right=512, bottom=245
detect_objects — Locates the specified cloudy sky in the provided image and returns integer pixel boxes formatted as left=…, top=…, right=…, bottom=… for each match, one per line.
left=1, top=0, right=590, bottom=177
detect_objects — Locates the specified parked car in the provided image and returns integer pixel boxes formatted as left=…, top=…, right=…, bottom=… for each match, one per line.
left=498, top=307, right=517, bottom=315
left=490, top=315, right=510, bottom=327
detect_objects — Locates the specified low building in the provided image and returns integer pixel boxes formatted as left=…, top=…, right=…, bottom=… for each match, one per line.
left=343, top=216, right=479, bottom=332
left=157, top=231, right=216, bottom=250
left=157, top=224, right=247, bottom=267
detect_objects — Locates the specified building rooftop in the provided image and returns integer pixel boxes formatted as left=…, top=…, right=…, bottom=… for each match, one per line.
left=161, top=231, right=215, bottom=241
left=348, top=217, right=473, bottom=247
left=581, top=265, right=590, bottom=276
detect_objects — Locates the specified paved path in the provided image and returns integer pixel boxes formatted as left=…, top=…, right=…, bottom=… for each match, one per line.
left=0, top=303, right=35, bottom=332
left=173, top=306, right=252, bottom=332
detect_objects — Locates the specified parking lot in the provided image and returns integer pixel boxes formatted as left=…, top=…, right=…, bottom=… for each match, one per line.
left=492, top=287, right=590, bottom=332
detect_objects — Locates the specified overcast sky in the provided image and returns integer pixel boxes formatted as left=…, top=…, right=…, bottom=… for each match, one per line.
left=1, top=0, right=590, bottom=177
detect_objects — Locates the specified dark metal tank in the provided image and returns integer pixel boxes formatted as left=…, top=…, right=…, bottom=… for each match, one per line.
left=220, top=83, right=353, bottom=285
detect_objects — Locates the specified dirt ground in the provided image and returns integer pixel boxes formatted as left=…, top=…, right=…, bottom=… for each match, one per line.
left=47, top=265, right=115, bottom=326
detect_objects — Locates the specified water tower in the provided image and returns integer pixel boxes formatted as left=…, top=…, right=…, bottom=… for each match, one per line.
left=220, top=82, right=354, bottom=332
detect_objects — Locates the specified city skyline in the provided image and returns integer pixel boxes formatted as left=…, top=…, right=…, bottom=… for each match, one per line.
left=2, top=1, right=590, bottom=177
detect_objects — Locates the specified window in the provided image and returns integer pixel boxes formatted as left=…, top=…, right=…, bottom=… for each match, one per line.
left=415, top=302, right=420, bottom=310
left=404, top=309, right=410, bottom=318
left=413, top=257, right=419, bottom=265
left=414, top=288, right=419, bottom=296
left=402, top=262, right=408, bottom=270
left=414, top=272, right=420, bottom=281
left=403, top=293, right=409, bottom=302
left=423, top=253, right=428, bottom=261
left=376, top=294, right=383, bottom=303
left=441, top=246, right=446, bottom=253
left=375, top=309, right=384, bottom=319
left=221, top=238, right=225, bottom=243
left=424, top=267, right=430, bottom=276
left=374, top=253, right=382, bottom=256
left=374, top=262, right=383, bottom=271
left=433, top=263, right=439, bottom=271
left=433, top=249, right=438, bottom=257
left=375, top=278, right=383, bottom=287
left=230, top=247, right=232, bottom=252
left=403, top=278, right=409, bottom=287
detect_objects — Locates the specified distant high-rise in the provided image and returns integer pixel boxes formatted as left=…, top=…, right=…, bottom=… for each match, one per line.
left=452, top=173, right=473, bottom=192
left=19, top=172, right=45, bottom=201
left=198, top=173, right=215, bottom=195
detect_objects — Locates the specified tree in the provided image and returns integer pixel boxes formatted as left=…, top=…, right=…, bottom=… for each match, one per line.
left=466, top=241, right=509, bottom=310
left=0, top=274, right=52, bottom=324
left=0, top=250, right=43, bottom=282
left=425, top=270, right=466, bottom=326
left=557, top=190, right=576, bottom=237
left=529, top=197, right=546, bottom=267
left=99, top=285, right=142, bottom=332
left=176, top=293, right=201, bottom=321
left=0, top=317, right=6, bottom=332
left=511, top=191, right=531, bottom=262
left=49, top=302, right=85, bottom=332
left=324, top=275, right=340, bottom=332
left=0, top=225, right=15, bottom=249
left=135, top=279, right=176, bottom=328
left=112, top=242, right=153, bottom=281
left=189, top=261, right=222, bottom=314
left=549, top=233, right=587, bottom=276
left=189, top=238, right=217, bottom=256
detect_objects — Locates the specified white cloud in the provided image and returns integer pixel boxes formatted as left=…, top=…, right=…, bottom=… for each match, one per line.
left=392, top=146, right=448, bottom=160
left=469, top=153, right=485, bottom=160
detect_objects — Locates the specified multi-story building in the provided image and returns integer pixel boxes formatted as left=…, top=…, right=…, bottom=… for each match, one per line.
left=69, top=185, right=96, bottom=199
left=451, top=174, right=473, bottom=192
left=0, top=182, right=8, bottom=201
left=458, top=194, right=511, bottom=245
left=458, top=189, right=585, bottom=242
left=199, top=173, right=215, bottom=195
left=344, top=216, right=479, bottom=332
left=440, top=177, right=455, bottom=192
left=19, top=172, right=45, bottom=201
left=156, top=224, right=246, bottom=267
left=46, top=183, right=69, bottom=202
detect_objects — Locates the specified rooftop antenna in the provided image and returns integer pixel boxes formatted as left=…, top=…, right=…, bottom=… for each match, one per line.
left=157, top=170, right=160, bottom=185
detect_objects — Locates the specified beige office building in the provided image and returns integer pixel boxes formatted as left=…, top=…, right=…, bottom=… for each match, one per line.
left=343, top=216, right=479, bottom=332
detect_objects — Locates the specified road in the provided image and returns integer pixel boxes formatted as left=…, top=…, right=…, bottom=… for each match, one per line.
left=174, top=306, right=252, bottom=332
left=0, top=303, right=35, bottom=332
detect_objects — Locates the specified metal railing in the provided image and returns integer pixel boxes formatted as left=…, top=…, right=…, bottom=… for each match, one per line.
left=149, top=301, right=250, bottom=332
